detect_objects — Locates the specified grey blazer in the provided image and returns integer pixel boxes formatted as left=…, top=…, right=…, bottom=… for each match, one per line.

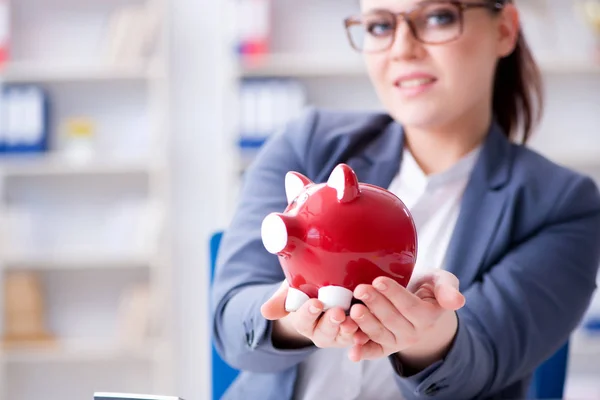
left=211, top=107, right=600, bottom=400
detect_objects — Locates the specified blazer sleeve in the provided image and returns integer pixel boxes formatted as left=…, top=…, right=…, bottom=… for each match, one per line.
left=210, top=108, right=320, bottom=373
left=391, top=174, right=600, bottom=399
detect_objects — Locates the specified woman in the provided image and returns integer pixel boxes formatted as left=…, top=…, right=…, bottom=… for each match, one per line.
left=211, top=0, right=600, bottom=399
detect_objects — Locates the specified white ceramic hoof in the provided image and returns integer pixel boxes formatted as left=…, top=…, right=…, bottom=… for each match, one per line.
left=318, top=286, right=353, bottom=311
left=261, top=213, right=288, bottom=254
left=285, top=287, right=310, bottom=312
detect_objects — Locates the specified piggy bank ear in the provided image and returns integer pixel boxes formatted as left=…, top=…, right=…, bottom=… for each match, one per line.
left=327, top=164, right=360, bottom=203
left=285, top=171, right=313, bottom=204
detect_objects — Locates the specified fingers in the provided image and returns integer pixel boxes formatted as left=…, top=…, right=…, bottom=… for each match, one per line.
left=432, top=271, right=465, bottom=310
left=349, top=302, right=397, bottom=345
left=352, top=330, right=370, bottom=346
left=261, top=281, right=290, bottom=320
left=435, top=284, right=465, bottom=310
left=407, top=269, right=438, bottom=293
left=263, top=286, right=359, bottom=349
left=292, top=302, right=356, bottom=348
left=293, top=298, right=325, bottom=338
left=348, top=340, right=385, bottom=362
left=355, top=281, right=415, bottom=333
left=433, top=269, right=460, bottom=290
left=371, top=277, right=438, bottom=328
left=408, top=270, right=465, bottom=310
left=312, top=307, right=344, bottom=340
left=338, top=317, right=360, bottom=344
left=348, top=343, right=363, bottom=362
left=312, top=307, right=356, bottom=348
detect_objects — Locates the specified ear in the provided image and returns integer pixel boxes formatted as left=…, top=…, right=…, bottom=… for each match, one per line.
left=497, top=4, right=520, bottom=58
left=326, top=163, right=360, bottom=203
left=285, top=171, right=313, bottom=204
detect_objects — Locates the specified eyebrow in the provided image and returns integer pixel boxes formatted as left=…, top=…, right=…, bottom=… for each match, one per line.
left=362, top=7, right=393, bottom=14
left=361, top=0, right=441, bottom=13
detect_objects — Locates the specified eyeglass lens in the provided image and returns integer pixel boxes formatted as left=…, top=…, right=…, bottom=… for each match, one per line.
left=348, top=2, right=463, bottom=52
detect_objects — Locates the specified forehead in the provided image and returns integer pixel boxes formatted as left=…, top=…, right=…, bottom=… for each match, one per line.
left=359, top=0, right=444, bottom=12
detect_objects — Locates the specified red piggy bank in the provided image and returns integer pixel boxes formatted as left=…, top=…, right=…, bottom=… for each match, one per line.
left=261, top=163, right=417, bottom=312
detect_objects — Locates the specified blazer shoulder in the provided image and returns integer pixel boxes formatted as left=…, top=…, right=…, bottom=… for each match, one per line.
left=509, top=144, right=600, bottom=217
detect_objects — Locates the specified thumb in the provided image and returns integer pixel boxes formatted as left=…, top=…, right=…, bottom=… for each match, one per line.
left=432, top=270, right=465, bottom=311
left=260, top=280, right=289, bottom=320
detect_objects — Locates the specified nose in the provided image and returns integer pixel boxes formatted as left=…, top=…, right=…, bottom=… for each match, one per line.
left=389, top=18, right=420, bottom=60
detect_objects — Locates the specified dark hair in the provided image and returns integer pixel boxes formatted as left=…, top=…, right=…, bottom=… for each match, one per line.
left=491, top=0, right=544, bottom=144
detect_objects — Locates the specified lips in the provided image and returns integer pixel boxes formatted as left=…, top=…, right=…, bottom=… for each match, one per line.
left=394, top=73, right=437, bottom=88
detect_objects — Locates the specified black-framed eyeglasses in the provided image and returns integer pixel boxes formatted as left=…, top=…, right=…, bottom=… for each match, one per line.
left=343, top=0, right=505, bottom=53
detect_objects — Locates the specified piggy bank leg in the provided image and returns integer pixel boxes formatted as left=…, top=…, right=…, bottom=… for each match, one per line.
left=318, top=286, right=353, bottom=311
left=285, top=287, right=310, bottom=312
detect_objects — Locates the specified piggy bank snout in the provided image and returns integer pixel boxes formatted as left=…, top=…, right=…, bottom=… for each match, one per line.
left=261, top=213, right=290, bottom=254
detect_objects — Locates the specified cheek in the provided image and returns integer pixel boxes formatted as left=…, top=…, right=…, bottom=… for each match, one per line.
left=364, top=55, right=388, bottom=91
left=435, top=42, right=497, bottom=94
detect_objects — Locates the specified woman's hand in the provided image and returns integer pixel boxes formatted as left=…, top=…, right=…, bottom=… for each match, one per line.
left=348, top=270, right=466, bottom=370
left=261, top=281, right=366, bottom=350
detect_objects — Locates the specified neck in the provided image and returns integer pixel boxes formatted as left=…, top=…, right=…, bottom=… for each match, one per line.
left=403, top=111, right=491, bottom=175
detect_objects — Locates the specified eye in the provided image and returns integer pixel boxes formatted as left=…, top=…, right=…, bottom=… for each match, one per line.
left=423, top=6, right=458, bottom=27
left=363, top=12, right=395, bottom=37
left=366, top=20, right=394, bottom=36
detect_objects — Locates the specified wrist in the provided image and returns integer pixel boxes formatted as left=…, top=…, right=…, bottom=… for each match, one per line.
left=395, top=311, right=458, bottom=374
left=271, top=315, right=313, bottom=349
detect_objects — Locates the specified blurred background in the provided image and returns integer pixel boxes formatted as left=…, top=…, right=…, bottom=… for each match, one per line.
left=0, top=0, right=598, bottom=399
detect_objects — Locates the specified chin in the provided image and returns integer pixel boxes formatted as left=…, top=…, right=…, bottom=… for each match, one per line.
left=388, top=103, right=452, bottom=131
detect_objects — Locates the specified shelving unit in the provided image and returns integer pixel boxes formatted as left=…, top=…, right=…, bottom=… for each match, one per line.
left=0, top=156, right=158, bottom=177
left=0, top=254, right=154, bottom=271
left=0, top=0, right=175, bottom=399
left=1, top=338, right=158, bottom=364
left=239, top=53, right=366, bottom=77
left=0, top=62, right=164, bottom=83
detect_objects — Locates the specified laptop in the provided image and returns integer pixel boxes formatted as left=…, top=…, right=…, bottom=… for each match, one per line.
left=94, top=393, right=184, bottom=400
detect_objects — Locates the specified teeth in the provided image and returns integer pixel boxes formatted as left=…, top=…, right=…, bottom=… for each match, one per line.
left=399, top=78, right=434, bottom=88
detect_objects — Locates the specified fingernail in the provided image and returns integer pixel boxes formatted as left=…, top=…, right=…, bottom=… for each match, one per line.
left=358, top=291, right=370, bottom=300
left=309, top=305, right=320, bottom=314
left=330, top=315, right=342, bottom=324
left=374, top=281, right=387, bottom=291
left=354, top=312, right=364, bottom=320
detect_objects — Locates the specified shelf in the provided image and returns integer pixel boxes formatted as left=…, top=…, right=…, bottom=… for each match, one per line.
left=0, top=339, right=157, bottom=364
left=0, top=155, right=158, bottom=178
left=239, top=53, right=367, bottom=78
left=0, top=62, right=164, bottom=83
left=538, top=59, right=600, bottom=75
left=538, top=151, right=600, bottom=170
left=93, top=394, right=180, bottom=400
left=0, top=253, right=153, bottom=271
left=570, top=331, right=600, bottom=356
left=238, top=53, right=600, bottom=78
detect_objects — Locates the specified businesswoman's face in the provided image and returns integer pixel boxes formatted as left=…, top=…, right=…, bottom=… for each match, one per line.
left=347, top=0, right=519, bottom=131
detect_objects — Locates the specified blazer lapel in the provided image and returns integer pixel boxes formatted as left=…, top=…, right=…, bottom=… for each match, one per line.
left=339, top=117, right=513, bottom=290
left=346, top=119, right=405, bottom=188
left=443, top=122, right=513, bottom=290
